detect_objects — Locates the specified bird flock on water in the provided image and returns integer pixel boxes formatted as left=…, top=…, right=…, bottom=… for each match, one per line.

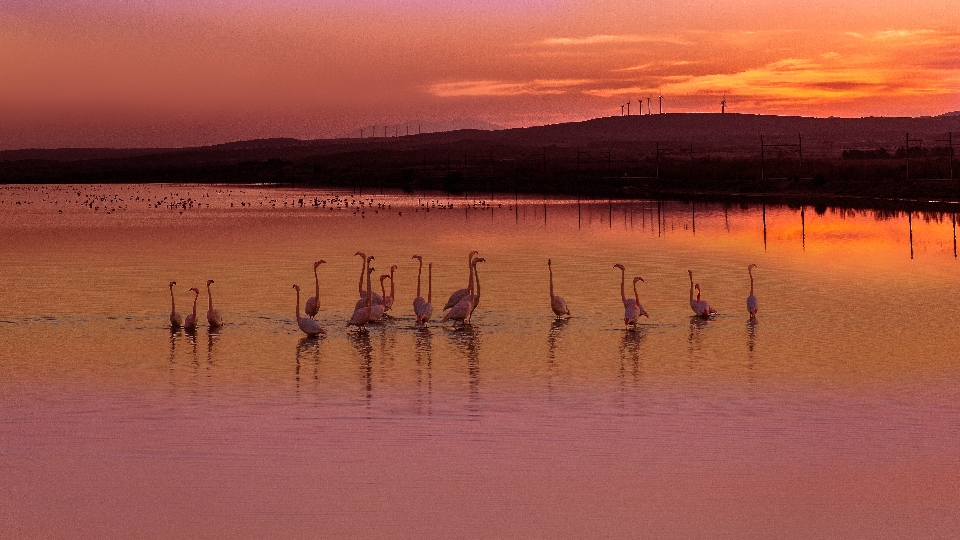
left=168, top=252, right=759, bottom=337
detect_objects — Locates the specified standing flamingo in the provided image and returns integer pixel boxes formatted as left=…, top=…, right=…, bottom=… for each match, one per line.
left=444, top=250, right=479, bottom=310
left=419, top=263, right=434, bottom=326
left=304, top=260, right=325, bottom=319
left=548, top=259, right=570, bottom=319
left=184, top=287, right=200, bottom=331
left=383, top=265, right=397, bottom=314
left=348, top=261, right=376, bottom=330
left=169, top=281, right=183, bottom=328
left=467, top=257, right=485, bottom=323
left=369, top=274, right=389, bottom=321
left=293, top=284, right=325, bottom=337
left=412, top=255, right=426, bottom=318
left=354, top=251, right=383, bottom=310
left=614, top=264, right=637, bottom=308
left=442, top=257, right=479, bottom=326
left=206, top=279, right=223, bottom=328
left=694, top=283, right=716, bottom=318
left=624, top=276, right=650, bottom=328
left=746, top=263, right=759, bottom=319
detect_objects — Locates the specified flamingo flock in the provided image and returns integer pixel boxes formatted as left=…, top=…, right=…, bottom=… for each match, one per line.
left=168, top=254, right=759, bottom=337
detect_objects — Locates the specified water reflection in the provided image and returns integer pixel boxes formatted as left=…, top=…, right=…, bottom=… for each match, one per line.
left=206, top=327, right=221, bottom=369
left=448, top=326, right=481, bottom=414
left=413, top=328, right=433, bottom=415
left=348, top=330, right=374, bottom=404
left=295, top=336, right=321, bottom=392
left=687, top=316, right=709, bottom=367
left=547, top=319, right=569, bottom=396
left=746, top=319, right=758, bottom=374
left=618, top=328, right=643, bottom=391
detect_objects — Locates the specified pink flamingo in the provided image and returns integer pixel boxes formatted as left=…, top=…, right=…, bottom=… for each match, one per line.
left=169, top=281, right=183, bottom=328
left=624, top=276, right=649, bottom=328
left=369, top=274, right=388, bottom=321
left=695, top=283, right=716, bottom=318
left=444, top=250, right=479, bottom=310
left=347, top=259, right=375, bottom=330
left=293, top=284, right=325, bottom=337
left=383, top=265, right=397, bottom=314
left=206, top=279, right=223, bottom=328
left=468, top=257, right=485, bottom=323
left=184, top=287, right=200, bottom=331
left=305, top=260, right=325, bottom=319
left=419, top=263, right=434, bottom=326
left=614, top=264, right=637, bottom=308
left=412, top=255, right=426, bottom=317
left=548, top=259, right=570, bottom=319
left=443, top=257, right=481, bottom=326
left=746, top=264, right=758, bottom=319
left=354, top=251, right=384, bottom=310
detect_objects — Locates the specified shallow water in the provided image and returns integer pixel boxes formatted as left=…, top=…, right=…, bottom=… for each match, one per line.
left=2, top=184, right=959, bottom=538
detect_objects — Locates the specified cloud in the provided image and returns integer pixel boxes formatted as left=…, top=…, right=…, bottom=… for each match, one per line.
left=426, top=78, right=594, bottom=97
left=540, top=34, right=692, bottom=46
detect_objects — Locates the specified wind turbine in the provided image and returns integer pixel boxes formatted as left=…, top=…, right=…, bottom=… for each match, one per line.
left=621, top=104, right=625, bottom=116
left=647, top=97, right=651, bottom=115
left=721, top=95, right=726, bottom=114
left=658, top=91, right=663, bottom=114
left=627, top=100, right=631, bottom=116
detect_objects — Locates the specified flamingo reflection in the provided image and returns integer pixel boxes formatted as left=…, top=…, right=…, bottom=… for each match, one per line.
left=414, top=328, right=434, bottom=415
left=448, top=325, right=481, bottom=414
left=348, top=329, right=374, bottom=405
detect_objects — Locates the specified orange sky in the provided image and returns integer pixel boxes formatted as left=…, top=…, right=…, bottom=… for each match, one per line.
left=1, top=0, right=958, bottom=149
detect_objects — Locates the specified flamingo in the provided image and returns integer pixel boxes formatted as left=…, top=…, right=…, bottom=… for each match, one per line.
left=694, top=283, right=716, bottom=318
left=688, top=270, right=700, bottom=315
left=354, top=251, right=383, bottom=310
left=444, top=250, right=479, bottom=310
left=412, top=255, right=426, bottom=318
left=206, top=279, right=223, bottom=328
left=369, top=274, right=389, bottom=321
left=419, top=263, right=434, bottom=326
left=468, top=257, right=485, bottom=323
left=293, top=284, right=325, bottom=337
left=614, top=264, right=637, bottom=308
left=169, top=281, right=183, bottom=328
left=548, top=259, right=570, bottom=319
left=624, top=276, right=650, bottom=328
left=347, top=260, right=376, bottom=330
left=304, top=260, right=325, bottom=319
left=746, top=263, right=758, bottom=319
left=442, top=257, right=479, bottom=326
left=184, top=287, right=200, bottom=330
left=383, top=265, right=397, bottom=314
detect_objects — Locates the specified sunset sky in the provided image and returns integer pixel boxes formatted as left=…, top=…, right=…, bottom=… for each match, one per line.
left=2, top=0, right=958, bottom=149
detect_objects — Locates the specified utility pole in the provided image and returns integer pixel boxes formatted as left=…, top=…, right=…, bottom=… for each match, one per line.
left=936, top=132, right=955, bottom=181
left=905, top=132, right=922, bottom=182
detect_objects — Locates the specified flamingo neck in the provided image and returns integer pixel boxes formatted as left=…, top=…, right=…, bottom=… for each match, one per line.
left=416, top=259, right=423, bottom=298
left=314, top=267, right=319, bottom=299
left=170, top=286, right=176, bottom=312
left=295, top=288, right=301, bottom=319
left=472, top=264, right=480, bottom=306
left=192, top=293, right=198, bottom=317
left=633, top=281, right=639, bottom=303
left=389, top=268, right=395, bottom=298
left=620, top=268, right=626, bottom=303
left=207, top=287, right=213, bottom=311
left=749, top=269, right=755, bottom=295
left=427, top=264, right=432, bottom=302
left=689, top=275, right=694, bottom=301
left=358, top=257, right=366, bottom=296
left=549, top=263, right=555, bottom=298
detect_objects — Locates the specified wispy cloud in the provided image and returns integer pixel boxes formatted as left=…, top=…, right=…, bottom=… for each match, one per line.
left=540, top=34, right=692, bottom=46
left=845, top=29, right=938, bottom=42
left=426, top=79, right=594, bottom=97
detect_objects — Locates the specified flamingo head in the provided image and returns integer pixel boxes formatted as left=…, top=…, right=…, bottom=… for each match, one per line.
left=390, top=265, right=397, bottom=275
left=748, top=263, right=758, bottom=270
left=469, top=250, right=479, bottom=259
left=688, top=269, right=693, bottom=278
left=633, top=276, right=644, bottom=284
left=695, top=283, right=701, bottom=300
left=292, top=284, right=300, bottom=292
left=613, top=263, right=625, bottom=271
left=169, top=281, right=176, bottom=288
left=473, top=257, right=486, bottom=265
left=380, top=274, right=389, bottom=283
left=355, top=251, right=365, bottom=259
left=189, top=287, right=200, bottom=294
left=206, top=279, right=214, bottom=287
left=412, top=254, right=422, bottom=262
left=367, top=255, right=374, bottom=264
left=548, top=258, right=552, bottom=266
left=314, top=260, right=325, bottom=268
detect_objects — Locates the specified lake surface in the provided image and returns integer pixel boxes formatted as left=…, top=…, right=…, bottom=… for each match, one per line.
left=2, top=184, right=959, bottom=538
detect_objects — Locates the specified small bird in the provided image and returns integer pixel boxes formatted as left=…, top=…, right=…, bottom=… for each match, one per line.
left=548, top=259, right=570, bottom=319
left=746, top=263, right=759, bottom=319
left=293, top=284, right=325, bottom=337
left=168, top=281, right=183, bottom=328
left=304, top=260, right=325, bottom=319
left=206, top=279, right=223, bottom=328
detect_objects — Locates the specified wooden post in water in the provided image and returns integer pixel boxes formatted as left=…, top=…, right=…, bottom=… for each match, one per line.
left=908, top=211, right=914, bottom=260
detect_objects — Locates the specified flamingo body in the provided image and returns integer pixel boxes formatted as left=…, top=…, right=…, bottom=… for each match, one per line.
left=548, top=259, right=570, bottom=319
left=746, top=263, right=759, bottom=318
left=305, top=260, right=325, bottom=319
left=293, top=284, right=325, bottom=337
